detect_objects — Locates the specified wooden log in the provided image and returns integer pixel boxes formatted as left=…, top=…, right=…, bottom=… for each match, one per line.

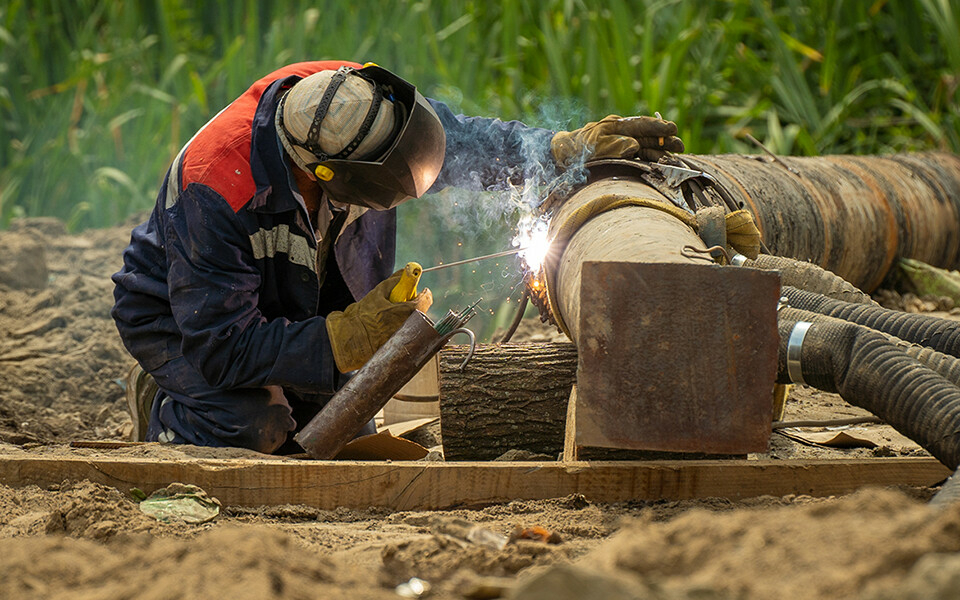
left=0, top=453, right=949, bottom=510
left=439, top=345, right=722, bottom=461
left=439, top=342, right=577, bottom=461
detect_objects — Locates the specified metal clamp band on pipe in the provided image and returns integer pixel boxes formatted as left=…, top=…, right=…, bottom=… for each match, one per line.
left=787, top=321, right=813, bottom=385
left=731, top=253, right=748, bottom=266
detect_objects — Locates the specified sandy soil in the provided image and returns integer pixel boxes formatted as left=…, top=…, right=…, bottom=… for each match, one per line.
left=0, top=217, right=958, bottom=599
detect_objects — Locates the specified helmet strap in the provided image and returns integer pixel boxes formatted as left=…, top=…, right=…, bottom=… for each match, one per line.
left=330, top=73, right=383, bottom=160
left=357, top=96, right=406, bottom=163
left=302, top=68, right=350, bottom=160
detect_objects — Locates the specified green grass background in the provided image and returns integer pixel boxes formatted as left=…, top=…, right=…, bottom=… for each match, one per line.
left=2, top=0, right=958, bottom=337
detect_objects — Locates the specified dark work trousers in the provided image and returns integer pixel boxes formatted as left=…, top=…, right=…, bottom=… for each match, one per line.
left=143, top=355, right=373, bottom=454
left=143, top=236, right=375, bottom=454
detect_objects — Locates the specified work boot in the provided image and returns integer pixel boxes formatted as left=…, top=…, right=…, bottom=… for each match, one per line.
left=125, top=363, right=159, bottom=442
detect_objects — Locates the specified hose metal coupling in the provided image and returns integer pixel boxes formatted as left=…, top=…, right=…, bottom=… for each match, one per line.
left=786, top=321, right=813, bottom=385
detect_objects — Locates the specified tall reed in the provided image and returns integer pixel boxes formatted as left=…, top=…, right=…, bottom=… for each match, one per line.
left=2, top=0, right=957, bottom=336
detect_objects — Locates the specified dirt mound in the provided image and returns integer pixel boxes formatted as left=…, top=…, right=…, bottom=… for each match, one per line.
left=0, top=479, right=957, bottom=599
left=0, top=481, right=153, bottom=539
left=0, top=218, right=134, bottom=445
left=381, top=534, right=565, bottom=586
left=0, top=525, right=398, bottom=600
left=558, top=488, right=960, bottom=600
left=0, top=229, right=48, bottom=290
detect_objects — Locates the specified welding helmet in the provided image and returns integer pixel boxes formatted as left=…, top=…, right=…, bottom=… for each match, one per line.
left=276, top=64, right=446, bottom=210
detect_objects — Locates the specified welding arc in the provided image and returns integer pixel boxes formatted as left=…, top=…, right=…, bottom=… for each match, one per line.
left=422, top=248, right=525, bottom=273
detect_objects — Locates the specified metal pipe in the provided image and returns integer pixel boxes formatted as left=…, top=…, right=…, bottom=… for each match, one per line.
left=537, top=152, right=960, bottom=338
left=544, top=176, right=706, bottom=343
left=540, top=165, right=779, bottom=454
left=532, top=152, right=960, bottom=457
left=683, top=152, right=960, bottom=292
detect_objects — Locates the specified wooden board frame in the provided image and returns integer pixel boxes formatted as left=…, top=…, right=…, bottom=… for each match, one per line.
left=0, top=454, right=949, bottom=510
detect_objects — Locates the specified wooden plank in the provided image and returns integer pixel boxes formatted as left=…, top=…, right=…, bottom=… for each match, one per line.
left=0, top=454, right=949, bottom=510
left=563, top=386, right=578, bottom=461
left=564, top=386, right=741, bottom=461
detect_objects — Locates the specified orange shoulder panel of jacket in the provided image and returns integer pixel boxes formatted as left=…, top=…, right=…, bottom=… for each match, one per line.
left=180, top=60, right=362, bottom=212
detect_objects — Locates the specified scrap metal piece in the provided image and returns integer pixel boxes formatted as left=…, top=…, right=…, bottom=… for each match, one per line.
left=573, top=261, right=779, bottom=454
left=656, top=163, right=704, bottom=189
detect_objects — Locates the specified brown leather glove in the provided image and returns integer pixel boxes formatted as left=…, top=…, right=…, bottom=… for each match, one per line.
left=551, top=114, right=684, bottom=167
left=325, top=270, right=433, bottom=373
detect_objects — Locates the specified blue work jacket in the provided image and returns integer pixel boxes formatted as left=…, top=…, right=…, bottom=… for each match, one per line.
left=112, top=61, right=555, bottom=395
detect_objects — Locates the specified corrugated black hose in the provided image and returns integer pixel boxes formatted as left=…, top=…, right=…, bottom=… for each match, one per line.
left=780, top=307, right=960, bottom=387
left=741, top=254, right=877, bottom=305
left=930, top=470, right=960, bottom=507
left=902, top=345, right=960, bottom=387
left=778, top=306, right=960, bottom=470
left=782, top=285, right=960, bottom=357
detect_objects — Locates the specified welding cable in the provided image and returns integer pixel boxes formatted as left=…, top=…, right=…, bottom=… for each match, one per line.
left=734, top=254, right=877, bottom=306
left=780, top=307, right=960, bottom=388
left=499, top=289, right=530, bottom=343
left=777, top=306, right=960, bottom=470
left=781, top=286, right=960, bottom=358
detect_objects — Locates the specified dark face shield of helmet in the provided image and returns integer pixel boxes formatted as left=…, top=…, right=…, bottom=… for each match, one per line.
left=316, top=66, right=446, bottom=211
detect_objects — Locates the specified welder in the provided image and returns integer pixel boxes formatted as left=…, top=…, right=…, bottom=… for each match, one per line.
left=111, top=60, right=683, bottom=453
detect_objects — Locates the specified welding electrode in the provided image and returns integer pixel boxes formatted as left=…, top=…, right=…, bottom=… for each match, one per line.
left=421, top=248, right=525, bottom=273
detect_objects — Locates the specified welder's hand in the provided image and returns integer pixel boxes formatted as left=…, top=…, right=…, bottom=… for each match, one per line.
left=325, top=270, right=433, bottom=373
left=550, top=114, right=684, bottom=167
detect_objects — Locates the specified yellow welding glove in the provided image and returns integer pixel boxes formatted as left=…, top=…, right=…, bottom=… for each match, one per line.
left=551, top=114, right=685, bottom=168
left=325, top=270, right=433, bottom=373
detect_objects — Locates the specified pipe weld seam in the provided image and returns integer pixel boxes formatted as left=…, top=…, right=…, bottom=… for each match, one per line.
left=787, top=321, right=813, bottom=385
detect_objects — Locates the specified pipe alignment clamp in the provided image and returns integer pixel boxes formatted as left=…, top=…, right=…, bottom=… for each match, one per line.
left=786, top=321, right=813, bottom=385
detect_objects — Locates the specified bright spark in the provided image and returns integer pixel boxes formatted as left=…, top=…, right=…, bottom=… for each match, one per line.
left=513, top=215, right=551, bottom=273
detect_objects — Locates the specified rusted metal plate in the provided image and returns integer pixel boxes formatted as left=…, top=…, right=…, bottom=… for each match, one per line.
left=574, top=261, right=780, bottom=454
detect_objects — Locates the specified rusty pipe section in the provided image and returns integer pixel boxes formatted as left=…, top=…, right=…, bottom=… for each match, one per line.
left=534, top=152, right=960, bottom=340
left=539, top=165, right=779, bottom=455
left=684, top=152, right=960, bottom=292
left=543, top=176, right=706, bottom=344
